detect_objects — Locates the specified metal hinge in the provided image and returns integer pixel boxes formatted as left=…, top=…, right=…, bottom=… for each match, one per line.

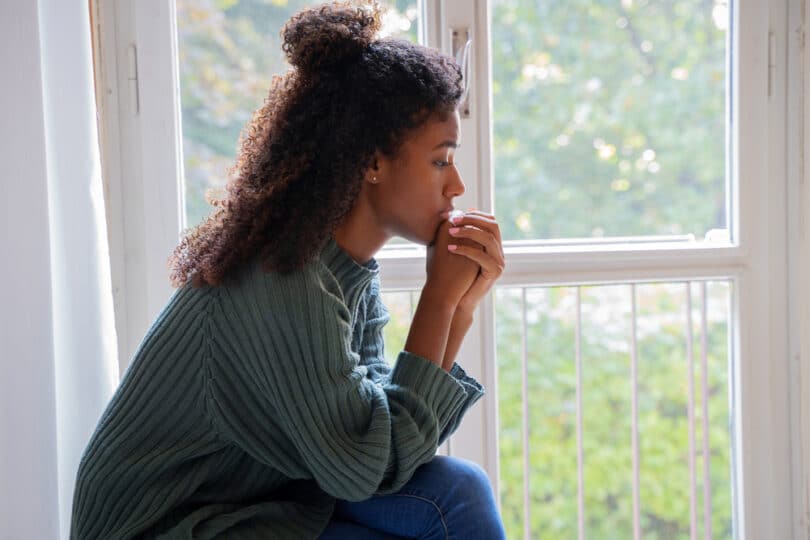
left=801, top=10, right=807, bottom=242
left=768, top=30, right=776, bottom=98
left=128, top=43, right=140, bottom=114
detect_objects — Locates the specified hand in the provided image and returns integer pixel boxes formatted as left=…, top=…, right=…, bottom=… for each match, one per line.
left=424, top=218, right=482, bottom=307
left=446, top=209, right=505, bottom=313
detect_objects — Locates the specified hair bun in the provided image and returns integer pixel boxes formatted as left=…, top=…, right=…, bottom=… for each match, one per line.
left=282, top=2, right=381, bottom=73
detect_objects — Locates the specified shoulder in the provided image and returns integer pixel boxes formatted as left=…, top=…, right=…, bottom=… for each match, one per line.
left=217, top=255, right=351, bottom=327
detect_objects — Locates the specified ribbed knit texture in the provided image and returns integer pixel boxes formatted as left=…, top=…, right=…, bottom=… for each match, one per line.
left=70, top=238, right=485, bottom=539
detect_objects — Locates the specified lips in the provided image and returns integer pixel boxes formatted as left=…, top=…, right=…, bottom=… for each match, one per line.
left=440, top=206, right=455, bottom=219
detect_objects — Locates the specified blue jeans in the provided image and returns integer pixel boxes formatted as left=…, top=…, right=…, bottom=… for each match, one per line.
left=318, top=455, right=507, bottom=540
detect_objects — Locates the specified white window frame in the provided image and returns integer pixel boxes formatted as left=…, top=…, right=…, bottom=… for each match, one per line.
left=93, top=0, right=807, bottom=537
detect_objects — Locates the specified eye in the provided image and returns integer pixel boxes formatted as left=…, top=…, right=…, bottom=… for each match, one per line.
left=433, top=160, right=451, bottom=168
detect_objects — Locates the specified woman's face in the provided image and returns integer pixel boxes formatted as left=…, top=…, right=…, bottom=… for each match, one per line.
left=371, top=110, right=465, bottom=245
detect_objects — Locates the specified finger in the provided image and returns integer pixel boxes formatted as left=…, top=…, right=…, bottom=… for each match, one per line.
left=443, top=233, right=480, bottom=250
left=449, top=220, right=503, bottom=260
left=451, top=212, right=496, bottom=225
left=447, top=244, right=504, bottom=280
left=449, top=213, right=503, bottom=247
left=448, top=225, right=504, bottom=266
left=465, top=208, right=497, bottom=220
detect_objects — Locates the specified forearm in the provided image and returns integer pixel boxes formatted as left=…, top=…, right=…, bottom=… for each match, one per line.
left=404, top=286, right=457, bottom=370
left=442, top=309, right=473, bottom=371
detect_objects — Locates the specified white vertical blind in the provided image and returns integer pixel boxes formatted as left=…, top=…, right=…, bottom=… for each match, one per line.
left=1, top=2, right=119, bottom=538
left=0, top=4, right=60, bottom=538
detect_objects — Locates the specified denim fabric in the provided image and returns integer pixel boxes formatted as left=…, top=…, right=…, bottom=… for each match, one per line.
left=318, top=456, right=507, bottom=540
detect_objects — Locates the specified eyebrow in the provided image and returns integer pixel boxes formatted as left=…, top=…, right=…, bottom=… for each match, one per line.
left=432, top=140, right=460, bottom=150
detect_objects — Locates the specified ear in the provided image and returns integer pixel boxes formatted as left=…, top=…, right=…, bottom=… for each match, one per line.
left=365, top=153, right=383, bottom=184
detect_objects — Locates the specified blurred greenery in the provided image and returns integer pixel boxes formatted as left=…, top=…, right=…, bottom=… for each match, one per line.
left=492, top=0, right=728, bottom=241
left=176, top=1, right=733, bottom=538
left=176, top=0, right=419, bottom=227
left=383, top=283, right=733, bottom=540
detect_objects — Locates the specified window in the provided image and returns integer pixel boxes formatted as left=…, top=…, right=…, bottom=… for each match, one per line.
left=95, top=0, right=800, bottom=537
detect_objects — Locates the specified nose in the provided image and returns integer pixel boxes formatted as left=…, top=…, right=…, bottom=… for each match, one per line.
left=445, top=166, right=465, bottom=198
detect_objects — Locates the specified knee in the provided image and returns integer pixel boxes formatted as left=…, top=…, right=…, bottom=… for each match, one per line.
left=456, top=458, right=492, bottom=493
left=432, top=456, right=495, bottom=500
left=432, top=457, right=505, bottom=538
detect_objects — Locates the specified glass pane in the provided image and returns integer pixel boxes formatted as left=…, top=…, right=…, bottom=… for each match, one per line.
left=177, top=0, right=421, bottom=229
left=380, top=290, right=417, bottom=366
left=491, top=0, right=730, bottom=242
left=496, top=281, right=734, bottom=538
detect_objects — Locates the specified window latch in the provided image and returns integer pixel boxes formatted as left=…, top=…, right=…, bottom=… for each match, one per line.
left=128, top=43, right=140, bottom=115
left=452, top=28, right=472, bottom=118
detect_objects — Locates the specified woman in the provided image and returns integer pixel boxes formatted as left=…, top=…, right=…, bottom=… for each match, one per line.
left=71, top=2, right=506, bottom=539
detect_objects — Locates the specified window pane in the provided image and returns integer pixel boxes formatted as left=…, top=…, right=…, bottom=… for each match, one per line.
left=380, top=290, right=417, bottom=366
left=177, top=0, right=420, bottom=229
left=491, top=0, right=730, bottom=242
left=496, top=281, right=734, bottom=538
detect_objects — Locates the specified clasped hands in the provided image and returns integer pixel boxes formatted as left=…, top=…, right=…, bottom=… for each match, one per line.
left=425, top=209, right=506, bottom=318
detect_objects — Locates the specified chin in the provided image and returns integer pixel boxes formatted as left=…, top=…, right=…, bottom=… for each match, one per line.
left=391, top=216, right=442, bottom=246
left=403, top=232, right=432, bottom=246
left=423, top=222, right=443, bottom=246
left=395, top=226, right=434, bottom=246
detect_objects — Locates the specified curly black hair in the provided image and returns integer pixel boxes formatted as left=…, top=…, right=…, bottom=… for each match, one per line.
left=169, top=1, right=464, bottom=287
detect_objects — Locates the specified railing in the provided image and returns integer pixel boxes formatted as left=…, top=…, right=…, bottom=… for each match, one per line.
left=384, top=280, right=734, bottom=539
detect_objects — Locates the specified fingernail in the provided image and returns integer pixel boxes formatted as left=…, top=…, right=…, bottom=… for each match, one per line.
left=450, top=215, right=462, bottom=224
left=448, top=244, right=458, bottom=251
left=449, top=227, right=460, bottom=234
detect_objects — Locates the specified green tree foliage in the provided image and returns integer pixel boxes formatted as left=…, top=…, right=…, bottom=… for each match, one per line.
left=176, top=0, right=418, bottom=227
left=492, top=0, right=728, bottom=241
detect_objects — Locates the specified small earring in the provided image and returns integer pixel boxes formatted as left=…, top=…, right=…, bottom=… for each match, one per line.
left=371, top=176, right=378, bottom=183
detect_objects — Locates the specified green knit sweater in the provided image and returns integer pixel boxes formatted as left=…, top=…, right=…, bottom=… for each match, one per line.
left=71, top=238, right=484, bottom=539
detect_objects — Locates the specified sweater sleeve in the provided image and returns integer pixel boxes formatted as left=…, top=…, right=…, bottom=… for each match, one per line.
left=206, top=264, right=471, bottom=501
left=357, top=277, right=394, bottom=385
left=358, top=280, right=485, bottom=445
left=439, top=361, right=485, bottom=444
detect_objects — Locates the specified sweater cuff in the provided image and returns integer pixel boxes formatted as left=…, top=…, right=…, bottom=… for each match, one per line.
left=390, top=351, right=469, bottom=432
left=449, top=362, right=485, bottom=402
left=436, top=362, right=486, bottom=445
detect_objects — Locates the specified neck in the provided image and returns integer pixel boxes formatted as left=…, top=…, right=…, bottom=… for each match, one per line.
left=333, top=195, right=389, bottom=265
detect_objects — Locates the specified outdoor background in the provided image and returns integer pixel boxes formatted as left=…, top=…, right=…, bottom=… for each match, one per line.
left=175, top=0, right=733, bottom=538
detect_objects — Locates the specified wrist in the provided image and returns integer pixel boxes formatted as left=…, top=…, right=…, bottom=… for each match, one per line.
left=452, top=305, right=475, bottom=328
left=405, top=290, right=456, bottom=368
left=442, top=309, right=474, bottom=371
left=421, top=282, right=460, bottom=313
